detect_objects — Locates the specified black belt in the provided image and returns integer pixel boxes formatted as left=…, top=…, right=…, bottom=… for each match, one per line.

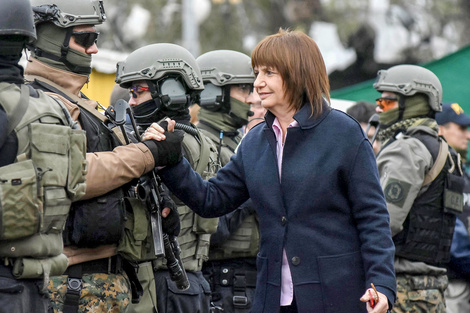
left=214, top=267, right=257, bottom=288
left=210, top=266, right=257, bottom=310
left=64, top=255, right=122, bottom=275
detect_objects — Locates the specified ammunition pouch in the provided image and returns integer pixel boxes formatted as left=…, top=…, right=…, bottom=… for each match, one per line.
left=0, top=232, right=64, bottom=258
left=118, top=197, right=156, bottom=262
left=0, top=160, right=42, bottom=240
left=12, top=253, right=69, bottom=279
left=193, top=213, right=219, bottom=234
left=444, top=170, right=465, bottom=215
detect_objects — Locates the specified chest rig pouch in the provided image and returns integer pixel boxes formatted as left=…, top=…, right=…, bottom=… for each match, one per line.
left=443, top=154, right=464, bottom=215
left=0, top=83, right=87, bottom=256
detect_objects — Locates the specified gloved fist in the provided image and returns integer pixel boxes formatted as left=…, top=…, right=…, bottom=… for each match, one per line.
left=161, top=192, right=180, bottom=237
left=143, top=128, right=184, bottom=167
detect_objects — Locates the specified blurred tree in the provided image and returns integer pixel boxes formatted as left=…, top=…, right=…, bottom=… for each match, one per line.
left=100, top=0, right=470, bottom=90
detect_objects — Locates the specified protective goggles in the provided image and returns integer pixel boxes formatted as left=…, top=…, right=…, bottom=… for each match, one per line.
left=72, top=31, right=99, bottom=49
left=129, top=85, right=150, bottom=98
left=376, top=96, right=398, bottom=112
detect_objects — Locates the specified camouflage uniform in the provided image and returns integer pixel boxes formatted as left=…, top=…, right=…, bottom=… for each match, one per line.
left=393, top=275, right=448, bottom=313
left=49, top=273, right=130, bottom=313
left=374, top=65, right=465, bottom=313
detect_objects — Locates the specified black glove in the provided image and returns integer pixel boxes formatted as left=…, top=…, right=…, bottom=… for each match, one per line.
left=161, top=190, right=180, bottom=237
left=143, top=128, right=184, bottom=167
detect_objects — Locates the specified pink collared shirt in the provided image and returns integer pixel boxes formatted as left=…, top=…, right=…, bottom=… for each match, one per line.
left=272, top=117, right=299, bottom=306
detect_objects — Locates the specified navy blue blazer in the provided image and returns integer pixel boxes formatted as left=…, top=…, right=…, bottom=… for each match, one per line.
left=160, top=101, right=397, bottom=313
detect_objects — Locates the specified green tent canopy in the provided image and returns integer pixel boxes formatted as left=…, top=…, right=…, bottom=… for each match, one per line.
left=330, top=45, right=470, bottom=111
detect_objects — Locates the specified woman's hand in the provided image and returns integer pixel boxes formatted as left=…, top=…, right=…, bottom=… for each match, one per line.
left=141, top=118, right=176, bottom=141
left=360, top=288, right=389, bottom=313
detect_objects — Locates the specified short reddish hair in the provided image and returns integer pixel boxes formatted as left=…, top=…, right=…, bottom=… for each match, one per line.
left=251, top=29, right=330, bottom=117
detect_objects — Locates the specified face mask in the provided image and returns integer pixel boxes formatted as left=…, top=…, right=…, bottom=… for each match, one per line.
left=379, top=94, right=430, bottom=126
left=132, top=98, right=165, bottom=127
left=230, top=97, right=251, bottom=126
left=32, top=23, right=92, bottom=75
left=379, top=107, right=400, bottom=126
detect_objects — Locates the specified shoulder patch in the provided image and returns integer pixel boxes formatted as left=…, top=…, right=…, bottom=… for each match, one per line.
left=384, top=178, right=411, bottom=207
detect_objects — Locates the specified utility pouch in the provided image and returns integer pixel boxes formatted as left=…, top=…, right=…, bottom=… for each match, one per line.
left=118, top=197, right=155, bottom=262
left=0, top=159, right=41, bottom=240
left=68, top=188, right=125, bottom=248
left=193, top=214, right=219, bottom=235
left=12, top=253, right=69, bottom=279
left=66, top=129, right=87, bottom=201
left=30, top=123, right=74, bottom=233
left=0, top=233, right=64, bottom=258
left=30, top=123, right=70, bottom=187
left=444, top=172, right=464, bottom=214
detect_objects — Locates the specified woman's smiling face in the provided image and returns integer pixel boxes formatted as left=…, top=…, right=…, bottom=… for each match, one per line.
left=253, top=65, right=290, bottom=114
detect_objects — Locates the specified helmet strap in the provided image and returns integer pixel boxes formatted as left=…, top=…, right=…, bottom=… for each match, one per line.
left=398, top=95, right=406, bottom=122
left=220, top=85, right=232, bottom=113
left=146, top=80, right=163, bottom=111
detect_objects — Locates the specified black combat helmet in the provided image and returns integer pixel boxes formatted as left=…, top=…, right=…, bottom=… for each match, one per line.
left=0, top=0, right=36, bottom=56
left=0, top=0, right=36, bottom=42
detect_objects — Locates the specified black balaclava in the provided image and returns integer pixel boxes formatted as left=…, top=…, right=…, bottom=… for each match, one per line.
left=0, top=37, right=27, bottom=84
left=132, top=80, right=191, bottom=130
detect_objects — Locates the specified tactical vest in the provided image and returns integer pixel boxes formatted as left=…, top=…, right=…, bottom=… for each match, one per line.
left=198, top=123, right=260, bottom=260
left=154, top=125, right=220, bottom=272
left=27, top=78, right=126, bottom=248
left=0, top=82, right=87, bottom=278
left=392, top=129, right=463, bottom=265
left=198, top=122, right=241, bottom=166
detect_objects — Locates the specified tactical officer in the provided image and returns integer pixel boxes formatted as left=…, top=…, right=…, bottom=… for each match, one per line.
left=436, top=103, right=470, bottom=313
left=0, top=0, right=87, bottom=312
left=116, top=43, right=219, bottom=313
left=25, top=1, right=183, bottom=312
left=374, top=65, right=465, bottom=313
left=197, top=50, right=256, bottom=164
left=195, top=50, right=260, bottom=313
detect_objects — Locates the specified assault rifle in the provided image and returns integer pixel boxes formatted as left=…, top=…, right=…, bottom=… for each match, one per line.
left=106, top=99, right=190, bottom=291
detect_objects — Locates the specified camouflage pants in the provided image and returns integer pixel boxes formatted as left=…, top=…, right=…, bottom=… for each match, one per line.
left=392, top=274, right=448, bottom=313
left=48, top=273, right=131, bottom=313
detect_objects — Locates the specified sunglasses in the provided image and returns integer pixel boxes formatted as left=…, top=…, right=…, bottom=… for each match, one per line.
left=72, top=31, right=100, bottom=49
left=376, top=96, right=398, bottom=112
left=129, top=85, right=150, bottom=98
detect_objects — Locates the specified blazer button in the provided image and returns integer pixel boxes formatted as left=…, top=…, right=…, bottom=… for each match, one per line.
left=291, top=256, right=300, bottom=266
left=281, top=216, right=287, bottom=225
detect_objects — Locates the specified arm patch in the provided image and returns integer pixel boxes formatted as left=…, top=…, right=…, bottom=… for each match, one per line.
left=384, top=178, right=411, bottom=208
